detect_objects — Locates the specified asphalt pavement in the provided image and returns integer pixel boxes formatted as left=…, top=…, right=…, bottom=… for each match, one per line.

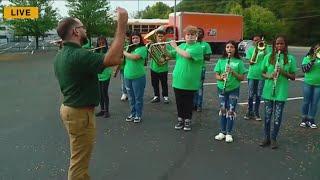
left=0, top=47, right=319, bottom=180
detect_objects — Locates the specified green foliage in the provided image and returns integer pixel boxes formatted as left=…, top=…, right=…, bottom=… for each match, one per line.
left=135, top=2, right=173, bottom=19
left=66, top=0, right=115, bottom=38
left=6, top=0, right=58, bottom=49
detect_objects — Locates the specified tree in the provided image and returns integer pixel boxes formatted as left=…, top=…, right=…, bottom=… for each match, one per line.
left=66, top=0, right=115, bottom=40
left=135, top=2, right=173, bottom=19
left=6, top=0, right=58, bottom=49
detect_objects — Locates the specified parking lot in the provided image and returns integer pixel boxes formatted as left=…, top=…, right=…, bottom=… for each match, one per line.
left=0, top=46, right=319, bottom=180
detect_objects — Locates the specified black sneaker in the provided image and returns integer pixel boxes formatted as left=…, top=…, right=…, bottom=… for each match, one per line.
left=163, top=96, right=169, bottom=104
left=96, top=111, right=105, bottom=117
left=151, top=96, right=160, bottom=103
left=244, top=111, right=254, bottom=120
left=255, top=113, right=262, bottom=121
left=125, top=115, right=134, bottom=122
left=259, top=139, right=271, bottom=147
left=183, top=119, right=191, bottom=131
left=133, top=117, right=142, bottom=123
left=271, top=140, right=278, bottom=149
left=174, top=118, right=184, bottom=130
left=103, top=112, right=110, bottom=118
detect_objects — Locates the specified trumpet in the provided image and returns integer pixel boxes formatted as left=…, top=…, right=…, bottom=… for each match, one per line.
left=222, top=53, right=231, bottom=94
left=272, top=51, right=281, bottom=97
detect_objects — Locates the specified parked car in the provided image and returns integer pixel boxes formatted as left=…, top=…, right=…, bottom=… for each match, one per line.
left=238, top=40, right=253, bottom=57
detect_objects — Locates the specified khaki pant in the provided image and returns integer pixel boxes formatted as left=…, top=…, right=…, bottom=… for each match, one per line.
left=60, top=104, right=96, bottom=180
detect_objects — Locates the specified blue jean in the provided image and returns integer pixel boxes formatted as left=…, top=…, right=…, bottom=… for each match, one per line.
left=125, top=76, right=146, bottom=118
left=264, top=100, right=285, bottom=140
left=120, top=69, right=127, bottom=95
left=217, top=88, right=239, bottom=134
left=247, top=79, right=264, bottom=115
left=193, top=67, right=206, bottom=108
left=301, top=83, right=320, bottom=122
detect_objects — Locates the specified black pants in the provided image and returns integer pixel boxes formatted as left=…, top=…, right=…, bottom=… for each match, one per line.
left=151, top=70, right=168, bottom=97
left=99, top=80, right=110, bottom=112
left=174, top=88, right=196, bottom=119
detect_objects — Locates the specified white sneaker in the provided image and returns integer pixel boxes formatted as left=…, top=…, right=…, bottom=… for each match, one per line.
left=214, top=133, right=225, bottom=141
left=120, top=94, right=127, bottom=101
left=225, top=134, right=233, bottom=143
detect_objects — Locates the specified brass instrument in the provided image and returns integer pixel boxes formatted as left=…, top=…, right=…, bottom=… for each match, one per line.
left=148, top=40, right=186, bottom=66
left=314, top=47, right=320, bottom=59
left=222, top=53, right=231, bottom=94
left=250, top=40, right=266, bottom=64
left=272, top=51, right=281, bottom=97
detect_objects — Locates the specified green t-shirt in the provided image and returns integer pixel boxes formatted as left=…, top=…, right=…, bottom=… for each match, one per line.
left=54, top=42, right=104, bottom=107
left=302, top=56, right=320, bottom=86
left=171, top=43, right=204, bottom=90
left=124, top=46, right=148, bottom=79
left=214, top=57, right=247, bottom=92
left=246, top=45, right=272, bottom=80
left=98, top=68, right=112, bottom=81
left=262, top=53, right=297, bottom=101
left=198, top=41, right=212, bottom=66
left=150, top=44, right=172, bottom=73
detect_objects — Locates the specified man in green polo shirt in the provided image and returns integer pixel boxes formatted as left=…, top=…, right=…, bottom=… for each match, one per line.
left=54, top=7, right=128, bottom=180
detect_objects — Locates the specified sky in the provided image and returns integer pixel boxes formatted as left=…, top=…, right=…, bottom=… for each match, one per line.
left=1, top=0, right=181, bottom=18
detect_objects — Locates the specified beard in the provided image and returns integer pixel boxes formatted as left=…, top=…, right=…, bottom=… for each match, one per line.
left=80, top=35, right=88, bottom=46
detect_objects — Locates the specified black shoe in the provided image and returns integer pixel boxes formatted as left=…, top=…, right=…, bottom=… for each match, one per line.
left=163, top=96, right=169, bottom=104
left=151, top=96, right=160, bottom=103
left=174, top=118, right=184, bottom=130
left=259, top=139, right=271, bottom=147
left=103, top=112, right=110, bottom=118
left=125, top=114, right=134, bottom=122
left=271, top=140, right=278, bottom=149
left=183, top=119, right=191, bottom=131
left=244, top=111, right=254, bottom=120
left=255, top=113, right=262, bottom=121
left=95, top=111, right=105, bottom=117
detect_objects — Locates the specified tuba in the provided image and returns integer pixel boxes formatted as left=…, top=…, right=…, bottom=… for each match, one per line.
left=147, top=40, right=186, bottom=66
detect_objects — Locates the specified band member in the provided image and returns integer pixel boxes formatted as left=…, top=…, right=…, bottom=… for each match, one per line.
left=123, top=31, right=148, bottom=123
left=214, top=41, right=246, bottom=143
left=244, top=35, right=272, bottom=120
left=193, top=27, right=212, bottom=112
left=114, top=31, right=131, bottom=101
left=300, top=43, right=320, bottom=129
left=169, top=25, right=203, bottom=131
left=150, top=30, right=170, bottom=104
left=259, top=35, right=297, bottom=149
left=95, top=36, right=112, bottom=118
left=54, top=7, right=127, bottom=179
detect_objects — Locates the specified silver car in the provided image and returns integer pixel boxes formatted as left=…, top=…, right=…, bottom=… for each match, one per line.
left=238, top=40, right=253, bottom=57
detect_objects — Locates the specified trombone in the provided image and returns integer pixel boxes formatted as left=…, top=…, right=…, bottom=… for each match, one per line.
left=314, top=47, right=320, bottom=59
left=250, top=39, right=266, bottom=64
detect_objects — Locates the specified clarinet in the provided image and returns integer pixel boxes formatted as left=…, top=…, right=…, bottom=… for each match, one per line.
left=222, top=52, right=231, bottom=94
left=272, top=51, right=281, bottom=97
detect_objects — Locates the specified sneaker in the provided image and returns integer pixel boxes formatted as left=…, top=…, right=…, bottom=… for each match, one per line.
left=196, top=107, right=202, bottom=112
left=214, top=133, right=226, bottom=141
left=244, top=111, right=254, bottom=120
left=259, top=139, right=271, bottom=147
left=183, top=119, right=191, bottom=131
left=174, top=118, right=184, bottom=130
left=271, top=139, right=278, bottom=149
left=151, top=96, right=160, bottom=103
left=133, top=117, right=142, bottom=123
left=225, top=134, right=233, bottom=143
left=120, top=94, right=128, bottom=101
left=300, top=122, right=307, bottom=128
left=125, top=115, right=134, bottom=122
left=255, top=114, right=262, bottom=121
left=163, top=96, right=169, bottom=104
left=95, top=111, right=105, bottom=117
left=103, top=112, right=110, bottom=118
left=308, top=122, right=317, bottom=129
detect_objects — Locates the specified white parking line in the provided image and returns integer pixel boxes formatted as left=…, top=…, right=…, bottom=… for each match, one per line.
left=238, top=97, right=303, bottom=105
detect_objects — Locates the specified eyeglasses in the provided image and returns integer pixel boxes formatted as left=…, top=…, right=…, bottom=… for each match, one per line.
left=74, top=25, right=86, bottom=30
